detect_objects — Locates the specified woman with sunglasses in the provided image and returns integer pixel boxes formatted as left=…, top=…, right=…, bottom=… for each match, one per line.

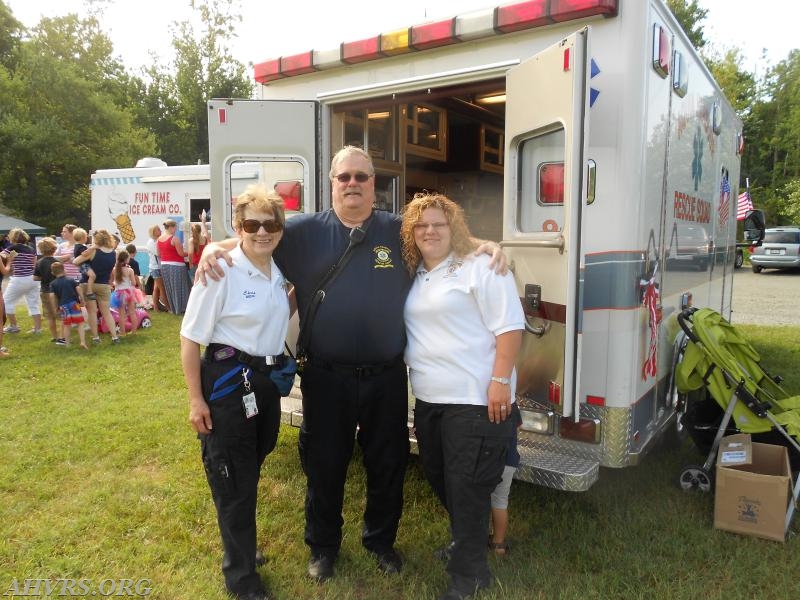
left=157, top=219, right=191, bottom=314
left=180, top=184, right=292, bottom=600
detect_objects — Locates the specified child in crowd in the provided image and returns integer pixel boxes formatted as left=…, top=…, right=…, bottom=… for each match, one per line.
left=187, top=213, right=209, bottom=283
left=489, top=404, right=522, bottom=556
left=33, top=237, right=60, bottom=341
left=0, top=249, right=11, bottom=357
left=49, top=261, right=87, bottom=349
left=112, top=250, right=139, bottom=335
left=72, top=228, right=96, bottom=300
left=125, top=243, right=141, bottom=281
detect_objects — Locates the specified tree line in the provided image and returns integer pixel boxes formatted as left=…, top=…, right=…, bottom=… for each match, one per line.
left=0, top=0, right=251, bottom=232
left=0, top=0, right=797, bottom=233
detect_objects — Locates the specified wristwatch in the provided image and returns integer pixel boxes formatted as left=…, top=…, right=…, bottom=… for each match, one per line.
left=490, top=376, right=510, bottom=385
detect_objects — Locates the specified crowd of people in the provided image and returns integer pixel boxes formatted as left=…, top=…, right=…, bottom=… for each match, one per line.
left=0, top=214, right=208, bottom=357
left=184, top=146, right=524, bottom=600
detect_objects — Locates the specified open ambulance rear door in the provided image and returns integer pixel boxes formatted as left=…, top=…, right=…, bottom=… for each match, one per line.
left=207, top=99, right=317, bottom=418
left=504, top=29, right=591, bottom=421
left=206, top=99, right=318, bottom=242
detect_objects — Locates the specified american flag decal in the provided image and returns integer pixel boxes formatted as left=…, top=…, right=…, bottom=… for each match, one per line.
left=718, top=176, right=730, bottom=225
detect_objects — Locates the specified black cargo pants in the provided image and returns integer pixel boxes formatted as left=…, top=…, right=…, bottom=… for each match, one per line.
left=414, top=400, right=513, bottom=595
left=198, top=359, right=281, bottom=597
left=298, top=359, right=410, bottom=559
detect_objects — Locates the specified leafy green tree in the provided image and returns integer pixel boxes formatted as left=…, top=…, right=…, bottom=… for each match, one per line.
left=705, top=48, right=757, bottom=117
left=0, top=14, right=156, bottom=230
left=738, top=51, right=800, bottom=224
left=775, top=179, right=800, bottom=224
left=0, top=1, right=23, bottom=70
left=136, top=0, right=252, bottom=165
left=666, top=0, right=708, bottom=50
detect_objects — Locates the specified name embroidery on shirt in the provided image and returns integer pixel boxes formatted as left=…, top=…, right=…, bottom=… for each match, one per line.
left=242, top=289, right=256, bottom=300
left=443, top=259, right=463, bottom=279
left=373, top=245, right=394, bottom=269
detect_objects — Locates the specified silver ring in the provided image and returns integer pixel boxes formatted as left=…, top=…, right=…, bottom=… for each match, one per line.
left=500, top=406, right=506, bottom=411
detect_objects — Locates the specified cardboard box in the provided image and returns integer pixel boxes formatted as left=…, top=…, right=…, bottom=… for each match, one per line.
left=714, top=434, right=792, bottom=542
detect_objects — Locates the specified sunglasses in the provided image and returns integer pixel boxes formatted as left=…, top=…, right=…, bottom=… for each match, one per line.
left=334, top=172, right=372, bottom=183
left=241, top=219, right=283, bottom=234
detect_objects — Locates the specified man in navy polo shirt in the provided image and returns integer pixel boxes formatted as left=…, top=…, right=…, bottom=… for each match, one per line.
left=200, top=146, right=505, bottom=583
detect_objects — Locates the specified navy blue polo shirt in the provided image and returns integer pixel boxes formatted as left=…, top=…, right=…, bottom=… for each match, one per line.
left=275, top=209, right=412, bottom=364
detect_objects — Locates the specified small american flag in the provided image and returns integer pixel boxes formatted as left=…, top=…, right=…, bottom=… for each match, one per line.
left=718, top=177, right=731, bottom=224
left=736, top=190, right=754, bottom=221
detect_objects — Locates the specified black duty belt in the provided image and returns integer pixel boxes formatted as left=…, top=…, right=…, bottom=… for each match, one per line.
left=308, top=354, right=404, bottom=379
left=205, top=343, right=286, bottom=373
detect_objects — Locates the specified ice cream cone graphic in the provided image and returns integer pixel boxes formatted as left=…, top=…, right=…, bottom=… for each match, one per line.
left=108, top=190, right=135, bottom=243
left=114, top=213, right=136, bottom=243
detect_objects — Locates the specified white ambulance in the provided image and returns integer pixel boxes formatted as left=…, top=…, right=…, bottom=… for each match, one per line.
left=206, top=0, right=754, bottom=491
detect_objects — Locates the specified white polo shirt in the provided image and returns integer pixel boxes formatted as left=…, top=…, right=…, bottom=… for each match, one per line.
left=181, top=244, right=289, bottom=357
left=403, top=252, right=525, bottom=406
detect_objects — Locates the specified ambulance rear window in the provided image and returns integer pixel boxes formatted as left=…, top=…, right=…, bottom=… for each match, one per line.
left=517, top=127, right=566, bottom=233
left=539, top=162, right=565, bottom=205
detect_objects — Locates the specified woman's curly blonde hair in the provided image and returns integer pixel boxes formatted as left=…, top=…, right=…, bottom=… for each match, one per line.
left=400, top=193, right=476, bottom=275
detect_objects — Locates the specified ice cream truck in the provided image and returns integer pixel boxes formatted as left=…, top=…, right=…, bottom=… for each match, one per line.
left=89, top=158, right=303, bottom=265
left=206, top=0, right=750, bottom=491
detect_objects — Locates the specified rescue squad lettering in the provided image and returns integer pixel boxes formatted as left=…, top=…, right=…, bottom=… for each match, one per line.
left=128, top=191, right=183, bottom=215
left=673, top=191, right=711, bottom=223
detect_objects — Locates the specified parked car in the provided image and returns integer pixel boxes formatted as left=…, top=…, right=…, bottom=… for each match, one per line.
left=750, top=226, right=800, bottom=273
left=735, top=247, right=744, bottom=269
left=668, top=224, right=711, bottom=271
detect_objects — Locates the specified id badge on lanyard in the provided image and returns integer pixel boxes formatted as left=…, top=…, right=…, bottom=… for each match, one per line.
left=241, top=368, right=258, bottom=418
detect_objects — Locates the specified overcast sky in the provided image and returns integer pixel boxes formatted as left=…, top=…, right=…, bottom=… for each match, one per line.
left=5, top=0, right=797, bottom=74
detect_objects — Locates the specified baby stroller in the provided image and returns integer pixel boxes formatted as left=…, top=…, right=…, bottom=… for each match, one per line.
left=673, top=308, right=800, bottom=520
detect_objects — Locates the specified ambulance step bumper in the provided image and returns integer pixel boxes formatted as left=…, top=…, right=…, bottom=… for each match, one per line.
left=516, top=446, right=599, bottom=492
left=280, top=393, right=303, bottom=426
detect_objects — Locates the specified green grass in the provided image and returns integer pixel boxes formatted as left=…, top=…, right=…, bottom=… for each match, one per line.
left=1, top=313, right=798, bottom=600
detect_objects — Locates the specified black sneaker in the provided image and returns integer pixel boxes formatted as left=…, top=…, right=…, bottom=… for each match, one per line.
left=372, top=548, right=403, bottom=574
left=433, top=540, right=455, bottom=562
left=54, top=339, right=68, bottom=346
left=306, top=555, right=335, bottom=582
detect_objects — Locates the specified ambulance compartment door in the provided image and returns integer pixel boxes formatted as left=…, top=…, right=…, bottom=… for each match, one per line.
left=503, top=29, right=590, bottom=420
left=207, top=99, right=318, bottom=242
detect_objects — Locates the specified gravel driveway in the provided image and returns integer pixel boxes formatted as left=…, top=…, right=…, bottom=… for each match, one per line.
left=731, top=267, right=800, bottom=326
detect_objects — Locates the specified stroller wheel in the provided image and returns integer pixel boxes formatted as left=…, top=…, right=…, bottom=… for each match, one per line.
left=679, top=465, right=713, bottom=492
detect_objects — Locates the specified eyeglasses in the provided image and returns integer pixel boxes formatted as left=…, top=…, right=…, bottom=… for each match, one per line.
left=241, top=219, right=283, bottom=234
left=413, top=222, right=449, bottom=232
left=334, top=172, right=372, bottom=183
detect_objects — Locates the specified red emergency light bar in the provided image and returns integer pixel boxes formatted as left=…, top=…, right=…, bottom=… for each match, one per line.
left=252, top=0, right=619, bottom=83
left=494, top=0, right=550, bottom=34
left=411, top=18, right=458, bottom=50
left=342, top=36, right=383, bottom=64
left=253, top=58, right=283, bottom=83
left=280, top=51, right=316, bottom=77
left=550, top=0, right=618, bottom=22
